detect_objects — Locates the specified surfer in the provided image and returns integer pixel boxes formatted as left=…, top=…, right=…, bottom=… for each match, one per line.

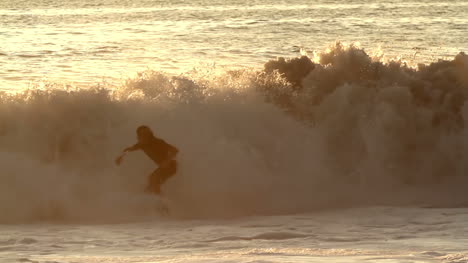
left=115, top=125, right=179, bottom=195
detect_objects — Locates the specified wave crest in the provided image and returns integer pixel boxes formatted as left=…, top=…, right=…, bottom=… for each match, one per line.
left=1, top=44, right=468, bottom=223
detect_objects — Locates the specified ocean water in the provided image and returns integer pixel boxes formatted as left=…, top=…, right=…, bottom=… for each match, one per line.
left=1, top=0, right=467, bottom=89
left=2, top=207, right=468, bottom=263
left=1, top=0, right=468, bottom=262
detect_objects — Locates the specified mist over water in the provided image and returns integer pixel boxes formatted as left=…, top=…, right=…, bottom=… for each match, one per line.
left=1, top=44, right=467, bottom=223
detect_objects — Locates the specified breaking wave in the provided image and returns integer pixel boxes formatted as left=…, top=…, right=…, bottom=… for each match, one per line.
left=1, top=43, right=467, bottom=223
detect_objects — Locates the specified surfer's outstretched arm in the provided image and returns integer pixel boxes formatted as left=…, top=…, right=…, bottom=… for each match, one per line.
left=123, top=143, right=141, bottom=152
left=115, top=143, right=140, bottom=165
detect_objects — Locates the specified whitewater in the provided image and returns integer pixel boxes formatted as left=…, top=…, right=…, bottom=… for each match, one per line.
left=1, top=0, right=468, bottom=262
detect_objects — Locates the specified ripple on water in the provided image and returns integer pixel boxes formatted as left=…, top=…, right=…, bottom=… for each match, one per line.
left=18, top=258, right=38, bottom=263
left=0, top=239, right=16, bottom=246
left=19, top=238, right=38, bottom=245
left=208, top=231, right=310, bottom=242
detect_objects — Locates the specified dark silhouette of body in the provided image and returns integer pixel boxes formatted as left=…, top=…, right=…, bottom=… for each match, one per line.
left=116, top=125, right=179, bottom=195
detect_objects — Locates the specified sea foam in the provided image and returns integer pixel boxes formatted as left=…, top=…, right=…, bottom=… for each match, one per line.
left=1, top=44, right=467, bottom=223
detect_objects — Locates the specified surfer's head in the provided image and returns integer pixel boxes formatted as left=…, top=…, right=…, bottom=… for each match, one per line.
left=136, top=125, right=154, bottom=143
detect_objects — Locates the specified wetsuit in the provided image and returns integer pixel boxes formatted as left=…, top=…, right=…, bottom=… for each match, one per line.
left=130, top=137, right=178, bottom=194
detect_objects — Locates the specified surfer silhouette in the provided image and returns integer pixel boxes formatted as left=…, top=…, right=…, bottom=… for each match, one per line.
left=115, top=125, right=179, bottom=195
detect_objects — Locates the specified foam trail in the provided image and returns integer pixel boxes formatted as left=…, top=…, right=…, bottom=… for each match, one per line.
left=1, top=44, right=467, bottom=223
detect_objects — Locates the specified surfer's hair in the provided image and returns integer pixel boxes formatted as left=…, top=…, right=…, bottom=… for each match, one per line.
left=136, top=125, right=154, bottom=137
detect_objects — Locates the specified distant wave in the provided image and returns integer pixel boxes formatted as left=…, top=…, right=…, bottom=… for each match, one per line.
left=0, top=43, right=467, bottom=223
